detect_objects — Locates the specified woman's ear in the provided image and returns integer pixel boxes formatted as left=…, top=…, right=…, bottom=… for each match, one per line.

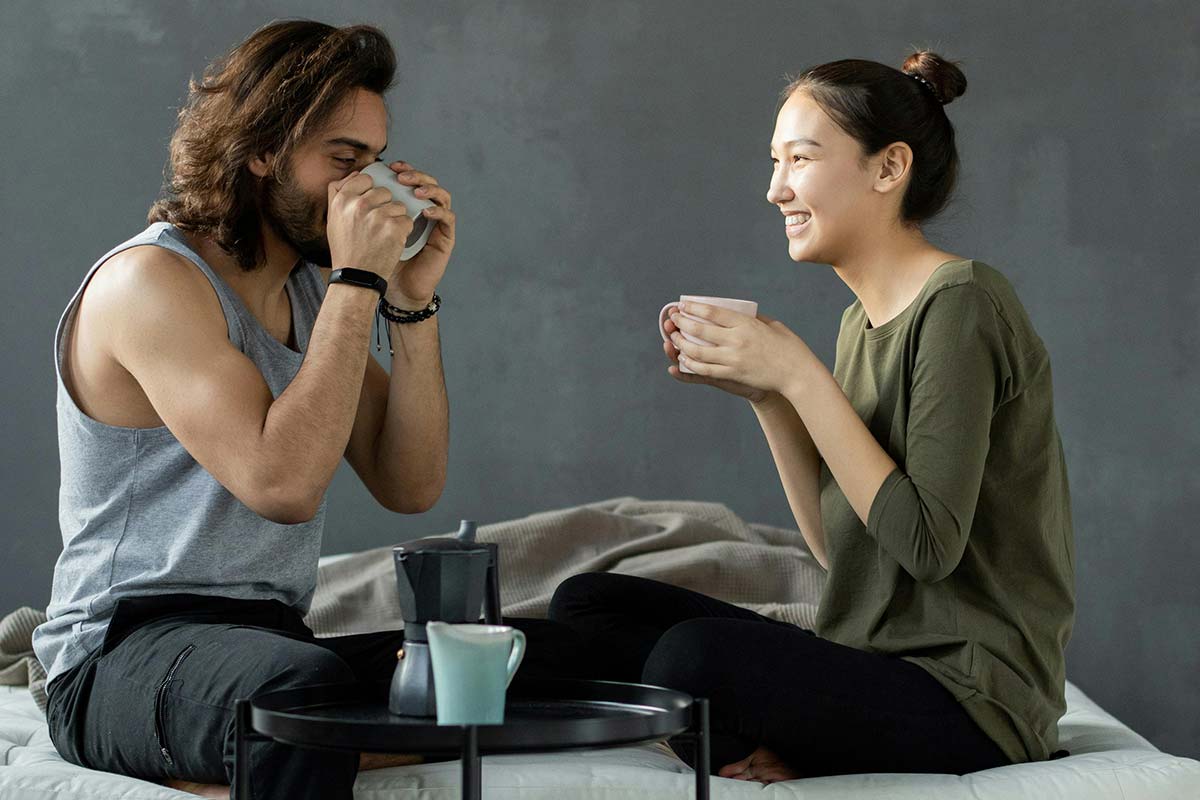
left=873, top=142, right=912, bottom=195
left=247, top=152, right=275, bottom=178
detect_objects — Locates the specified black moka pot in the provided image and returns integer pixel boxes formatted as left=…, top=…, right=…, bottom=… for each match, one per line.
left=387, top=520, right=502, bottom=716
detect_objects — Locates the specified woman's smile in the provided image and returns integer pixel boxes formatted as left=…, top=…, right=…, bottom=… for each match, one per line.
left=784, top=211, right=812, bottom=237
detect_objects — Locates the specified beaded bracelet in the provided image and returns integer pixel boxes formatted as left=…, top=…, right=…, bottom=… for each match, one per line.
left=374, top=293, right=442, bottom=355
left=379, top=293, right=441, bottom=324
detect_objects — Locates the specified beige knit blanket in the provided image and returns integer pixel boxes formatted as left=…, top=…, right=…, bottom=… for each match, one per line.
left=304, top=496, right=827, bottom=637
left=6, top=497, right=826, bottom=710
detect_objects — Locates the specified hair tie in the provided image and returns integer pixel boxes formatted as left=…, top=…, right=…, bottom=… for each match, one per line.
left=906, top=72, right=945, bottom=104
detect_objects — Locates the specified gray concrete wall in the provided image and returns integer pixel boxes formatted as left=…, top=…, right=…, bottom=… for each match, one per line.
left=1, top=0, right=1196, bottom=758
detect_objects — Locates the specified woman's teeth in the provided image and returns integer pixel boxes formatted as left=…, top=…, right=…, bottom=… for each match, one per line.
left=785, top=214, right=810, bottom=225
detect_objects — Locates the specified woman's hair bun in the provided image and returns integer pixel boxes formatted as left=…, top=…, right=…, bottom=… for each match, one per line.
left=901, top=50, right=967, bottom=105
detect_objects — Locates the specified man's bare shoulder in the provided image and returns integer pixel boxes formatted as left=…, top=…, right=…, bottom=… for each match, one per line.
left=82, top=244, right=226, bottom=336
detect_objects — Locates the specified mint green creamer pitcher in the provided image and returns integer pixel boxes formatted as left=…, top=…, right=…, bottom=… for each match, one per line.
left=426, top=622, right=526, bottom=725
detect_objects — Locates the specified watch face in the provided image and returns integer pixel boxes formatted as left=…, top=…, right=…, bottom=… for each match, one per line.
left=333, top=268, right=386, bottom=293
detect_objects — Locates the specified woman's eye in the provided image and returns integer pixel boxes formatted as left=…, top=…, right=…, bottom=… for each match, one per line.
left=793, top=155, right=808, bottom=163
left=334, top=157, right=356, bottom=166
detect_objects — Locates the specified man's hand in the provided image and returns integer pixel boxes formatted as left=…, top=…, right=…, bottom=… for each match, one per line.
left=382, top=160, right=456, bottom=309
left=326, top=170, right=414, bottom=283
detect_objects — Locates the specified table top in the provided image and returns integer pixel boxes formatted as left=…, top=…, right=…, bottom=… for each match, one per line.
left=249, top=677, right=695, bottom=754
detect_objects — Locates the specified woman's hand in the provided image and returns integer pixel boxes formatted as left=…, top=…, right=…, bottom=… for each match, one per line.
left=663, top=314, right=772, bottom=403
left=667, top=302, right=816, bottom=398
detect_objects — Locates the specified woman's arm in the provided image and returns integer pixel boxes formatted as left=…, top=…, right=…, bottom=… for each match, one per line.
left=751, top=393, right=830, bottom=569
left=668, top=292, right=1008, bottom=584
left=782, top=286, right=1009, bottom=583
left=782, top=370, right=899, bottom=533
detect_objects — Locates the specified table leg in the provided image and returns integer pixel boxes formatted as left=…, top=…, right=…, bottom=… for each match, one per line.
left=461, top=724, right=481, bottom=800
left=234, top=700, right=254, bottom=800
left=692, top=698, right=710, bottom=800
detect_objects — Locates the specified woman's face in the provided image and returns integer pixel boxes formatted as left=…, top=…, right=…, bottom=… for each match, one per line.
left=766, top=89, right=885, bottom=264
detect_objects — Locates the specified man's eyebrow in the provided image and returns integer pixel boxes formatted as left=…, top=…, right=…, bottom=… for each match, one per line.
left=770, top=137, right=823, bottom=151
left=325, top=137, right=387, bottom=155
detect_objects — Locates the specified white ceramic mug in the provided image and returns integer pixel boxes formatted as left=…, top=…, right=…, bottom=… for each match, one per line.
left=361, top=161, right=436, bottom=261
left=659, top=295, right=759, bottom=374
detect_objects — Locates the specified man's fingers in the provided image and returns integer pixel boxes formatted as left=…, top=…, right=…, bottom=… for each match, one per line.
left=329, top=171, right=374, bottom=203
left=420, top=205, right=456, bottom=240
left=393, top=167, right=439, bottom=188
left=415, top=183, right=452, bottom=209
left=328, top=171, right=358, bottom=203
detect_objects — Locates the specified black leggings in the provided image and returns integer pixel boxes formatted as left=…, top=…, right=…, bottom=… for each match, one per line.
left=548, top=572, right=1011, bottom=778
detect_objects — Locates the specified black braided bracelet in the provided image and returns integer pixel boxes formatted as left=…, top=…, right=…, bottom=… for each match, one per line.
left=378, top=293, right=441, bottom=324
left=374, top=293, right=442, bottom=355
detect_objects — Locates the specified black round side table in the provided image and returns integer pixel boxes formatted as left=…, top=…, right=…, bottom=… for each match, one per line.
left=236, top=677, right=711, bottom=800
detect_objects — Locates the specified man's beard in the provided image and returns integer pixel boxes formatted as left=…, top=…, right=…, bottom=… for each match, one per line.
left=261, top=164, right=332, bottom=268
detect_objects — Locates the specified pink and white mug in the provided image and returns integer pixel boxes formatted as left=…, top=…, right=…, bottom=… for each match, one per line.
left=659, top=295, right=759, bottom=374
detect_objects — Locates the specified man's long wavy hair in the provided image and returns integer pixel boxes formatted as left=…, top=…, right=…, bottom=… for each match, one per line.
left=147, top=20, right=396, bottom=270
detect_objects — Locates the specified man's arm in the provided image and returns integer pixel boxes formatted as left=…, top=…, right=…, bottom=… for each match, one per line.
left=342, top=310, right=448, bottom=514
left=100, top=246, right=380, bottom=524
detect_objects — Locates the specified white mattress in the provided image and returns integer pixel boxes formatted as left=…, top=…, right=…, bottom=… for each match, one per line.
left=1, top=681, right=1197, bottom=799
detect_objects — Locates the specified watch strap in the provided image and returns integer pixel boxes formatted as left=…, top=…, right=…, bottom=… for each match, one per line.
left=329, top=267, right=388, bottom=297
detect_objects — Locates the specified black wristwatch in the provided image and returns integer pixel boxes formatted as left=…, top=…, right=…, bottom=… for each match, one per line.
left=329, top=267, right=388, bottom=297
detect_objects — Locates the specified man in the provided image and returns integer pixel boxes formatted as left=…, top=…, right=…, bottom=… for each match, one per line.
left=34, top=20, right=582, bottom=799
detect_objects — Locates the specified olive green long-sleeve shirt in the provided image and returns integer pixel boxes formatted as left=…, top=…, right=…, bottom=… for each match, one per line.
left=815, top=259, right=1075, bottom=763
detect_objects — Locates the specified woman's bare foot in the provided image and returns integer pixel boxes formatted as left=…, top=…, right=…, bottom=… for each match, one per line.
left=717, top=744, right=802, bottom=785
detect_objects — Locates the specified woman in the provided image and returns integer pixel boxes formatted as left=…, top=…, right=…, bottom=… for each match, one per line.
left=549, top=51, right=1075, bottom=783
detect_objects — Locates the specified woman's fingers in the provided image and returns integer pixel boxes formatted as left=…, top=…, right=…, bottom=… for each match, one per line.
left=677, top=353, right=732, bottom=379
left=670, top=333, right=724, bottom=365
left=671, top=312, right=730, bottom=344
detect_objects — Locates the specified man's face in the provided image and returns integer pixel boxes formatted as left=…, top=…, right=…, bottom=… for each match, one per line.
left=261, top=87, right=390, bottom=268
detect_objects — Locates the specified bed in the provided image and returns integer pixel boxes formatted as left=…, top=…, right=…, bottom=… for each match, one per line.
left=5, top=501, right=1198, bottom=798
left=2, top=679, right=1198, bottom=799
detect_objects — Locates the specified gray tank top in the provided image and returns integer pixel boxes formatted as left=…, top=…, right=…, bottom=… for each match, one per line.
left=33, top=222, right=329, bottom=687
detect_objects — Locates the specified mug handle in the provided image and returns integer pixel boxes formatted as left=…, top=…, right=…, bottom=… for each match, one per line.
left=504, top=629, right=526, bottom=688
left=659, top=301, right=681, bottom=343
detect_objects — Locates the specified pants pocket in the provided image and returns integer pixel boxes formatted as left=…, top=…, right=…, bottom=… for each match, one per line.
left=153, top=643, right=195, bottom=776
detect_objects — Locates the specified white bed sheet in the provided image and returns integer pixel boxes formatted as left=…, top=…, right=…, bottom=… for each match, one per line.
left=2, top=681, right=1197, bottom=799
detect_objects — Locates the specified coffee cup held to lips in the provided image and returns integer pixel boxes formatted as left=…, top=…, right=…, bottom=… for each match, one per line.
left=361, top=161, right=436, bottom=261
left=659, top=295, right=759, bottom=374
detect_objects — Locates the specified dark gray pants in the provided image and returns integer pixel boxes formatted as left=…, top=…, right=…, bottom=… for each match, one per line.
left=46, top=594, right=587, bottom=800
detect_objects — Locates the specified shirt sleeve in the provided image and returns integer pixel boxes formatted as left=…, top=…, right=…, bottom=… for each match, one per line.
left=865, top=284, right=1014, bottom=583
